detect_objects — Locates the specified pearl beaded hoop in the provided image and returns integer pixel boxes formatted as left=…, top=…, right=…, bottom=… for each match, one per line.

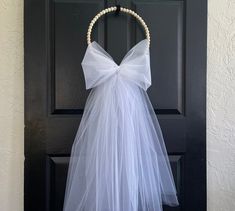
left=87, top=6, right=151, bottom=46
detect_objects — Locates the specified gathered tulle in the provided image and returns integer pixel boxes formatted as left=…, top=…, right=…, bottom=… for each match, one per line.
left=63, top=39, right=179, bottom=211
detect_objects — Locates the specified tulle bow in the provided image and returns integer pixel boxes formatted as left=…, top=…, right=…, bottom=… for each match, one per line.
left=81, top=39, right=151, bottom=91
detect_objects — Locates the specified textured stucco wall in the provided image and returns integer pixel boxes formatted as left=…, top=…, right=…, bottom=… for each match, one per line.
left=0, top=0, right=235, bottom=211
left=0, top=1, right=24, bottom=211
left=207, top=0, right=235, bottom=210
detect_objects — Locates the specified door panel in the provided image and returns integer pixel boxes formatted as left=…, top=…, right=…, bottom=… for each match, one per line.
left=25, top=0, right=207, bottom=210
left=46, top=155, right=183, bottom=211
left=131, top=1, right=184, bottom=115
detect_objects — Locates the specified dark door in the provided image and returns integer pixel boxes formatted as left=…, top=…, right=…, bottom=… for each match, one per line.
left=24, top=0, right=207, bottom=210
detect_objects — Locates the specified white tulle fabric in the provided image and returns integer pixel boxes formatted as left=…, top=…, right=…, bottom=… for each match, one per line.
left=63, top=39, right=179, bottom=211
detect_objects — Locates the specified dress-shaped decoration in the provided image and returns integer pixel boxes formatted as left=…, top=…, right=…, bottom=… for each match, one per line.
left=63, top=39, right=179, bottom=211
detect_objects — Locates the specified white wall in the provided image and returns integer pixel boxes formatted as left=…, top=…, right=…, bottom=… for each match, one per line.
left=0, top=0, right=235, bottom=211
left=0, top=1, right=24, bottom=211
left=207, top=0, right=235, bottom=210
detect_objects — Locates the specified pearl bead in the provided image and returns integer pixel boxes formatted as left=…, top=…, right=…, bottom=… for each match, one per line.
left=87, top=7, right=150, bottom=46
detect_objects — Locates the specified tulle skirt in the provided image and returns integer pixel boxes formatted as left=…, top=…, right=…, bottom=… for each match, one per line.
left=63, top=75, right=179, bottom=211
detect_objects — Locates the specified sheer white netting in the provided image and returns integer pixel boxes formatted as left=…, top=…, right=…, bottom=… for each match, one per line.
left=63, top=40, right=179, bottom=211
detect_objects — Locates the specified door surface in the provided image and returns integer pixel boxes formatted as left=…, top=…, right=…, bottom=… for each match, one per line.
left=24, top=0, right=207, bottom=210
